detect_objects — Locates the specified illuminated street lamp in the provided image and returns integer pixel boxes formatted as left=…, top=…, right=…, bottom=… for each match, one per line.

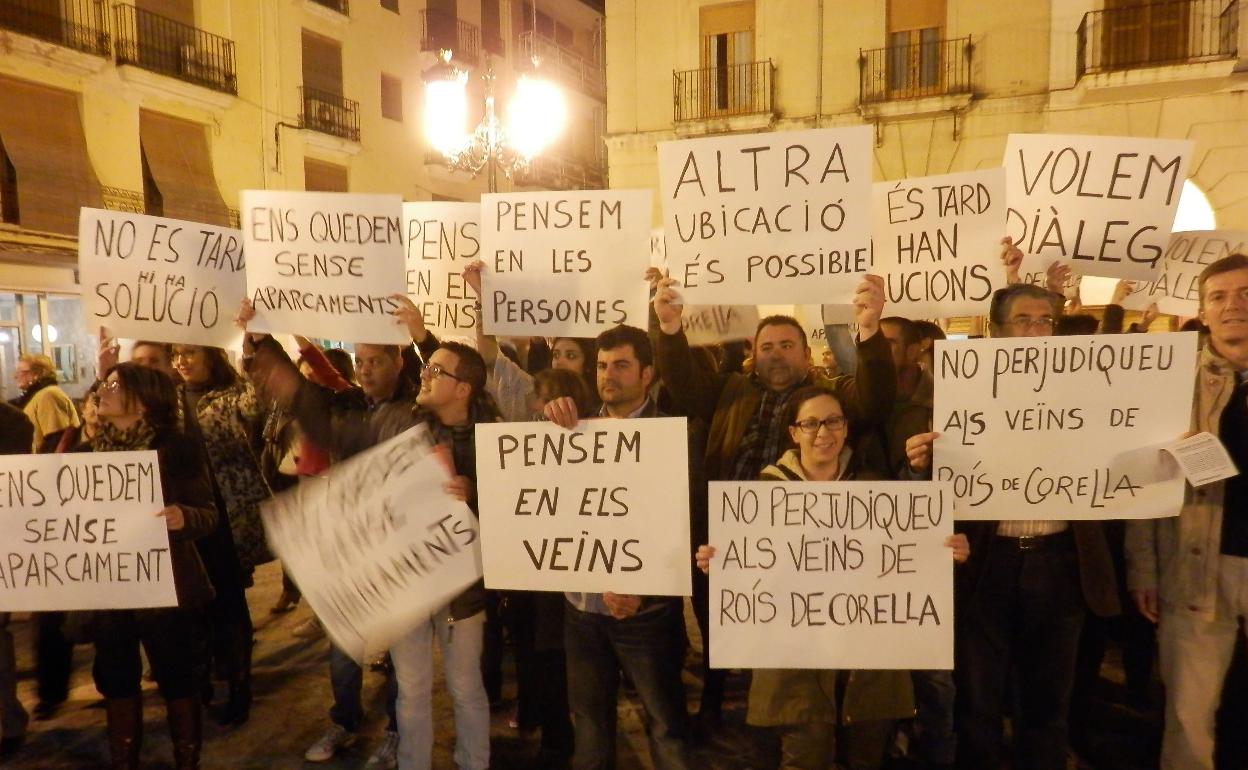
left=423, top=50, right=567, bottom=193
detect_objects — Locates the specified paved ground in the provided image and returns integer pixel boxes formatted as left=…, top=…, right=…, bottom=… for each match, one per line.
left=1, top=561, right=1228, bottom=770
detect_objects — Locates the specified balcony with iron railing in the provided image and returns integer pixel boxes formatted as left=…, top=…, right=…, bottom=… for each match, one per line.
left=516, top=30, right=604, bottom=99
left=514, top=152, right=606, bottom=191
left=420, top=9, right=479, bottom=65
left=1076, top=0, right=1239, bottom=79
left=673, top=60, right=773, bottom=122
left=300, top=87, right=360, bottom=142
left=113, top=5, right=237, bottom=95
left=0, top=0, right=109, bottom=57
left=859, top=36, right=973, bottom=105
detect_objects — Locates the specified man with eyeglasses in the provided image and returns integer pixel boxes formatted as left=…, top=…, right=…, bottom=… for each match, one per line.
left=252, top=331, right=494, bottom=770
left=1126, top=253, right=1248, bottom=770
left=904, top=279, right=1119, bottom=770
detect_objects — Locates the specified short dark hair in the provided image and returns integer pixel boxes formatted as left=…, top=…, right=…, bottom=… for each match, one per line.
left=1198, top=253, right=1248, bottom=309
left=1055, top=314, right=1099, bottom=336
left=323, top=348, right=357, bottom=384
left=439, top=341, right=487, bottom=396
left=880, top=316, right=921, bottom=347
left=755, top=315, right=808, bottom=348
left=596, top=325, right=653, bottom=369
left=132, top=340, right=173, bottom=361
left=534, top=368, right=596, bottom=417
left=913, top=320, right=946, bottom=343
left=988, top=284, right=1062, bottom=328
left=105, top=362, right=180, bottom=433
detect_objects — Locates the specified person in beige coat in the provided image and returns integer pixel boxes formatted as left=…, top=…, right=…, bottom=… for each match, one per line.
left=1126, top=252, right=1248, bottom=770
left=12, top=353, right=79, bottom=451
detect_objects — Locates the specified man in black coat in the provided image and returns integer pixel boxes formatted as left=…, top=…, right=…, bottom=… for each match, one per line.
left=0, top=402, right=34, bottom=758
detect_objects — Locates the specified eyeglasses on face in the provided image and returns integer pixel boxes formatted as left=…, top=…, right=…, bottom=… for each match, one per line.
left=792, top=416, right=847, bottom=434
left=420, top=363, right=461, bottom=382
left=1007, top=316, right=1054, bottom=332
left=100, top=380, right=122, bottom=393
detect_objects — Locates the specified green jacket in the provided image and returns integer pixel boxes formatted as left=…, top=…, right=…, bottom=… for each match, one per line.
left=745, top=450, right=915, bottom=727
left=655, top=329, right=896, bottom=481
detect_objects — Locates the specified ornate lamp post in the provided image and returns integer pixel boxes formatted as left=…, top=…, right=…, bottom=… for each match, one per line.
left=423, top=50, right=567, bottom=193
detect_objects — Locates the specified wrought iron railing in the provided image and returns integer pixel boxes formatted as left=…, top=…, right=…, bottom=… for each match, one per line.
left=308, top=0, right=349, bottom=15
left=113, top=5, right=237, bottom=95
left=515, top=153, right=606, bottom=191
left=419, top=9, right=479, bottom=65
left=1076, top=0, right=1239, bottom=79
left=859, top=36, right=973, bottom=104
left=673, top=60, right=773, bottom=122
left=0, top=0, right=109, bottom=56
left=516, top=30, right=604, bottom=99
left=300, top=86, right=360, bottom=142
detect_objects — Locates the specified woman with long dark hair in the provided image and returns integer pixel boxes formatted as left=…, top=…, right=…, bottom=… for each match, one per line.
left=171, top=344, right=271, bottom=726
left=91, top=362, right=217, bottom=769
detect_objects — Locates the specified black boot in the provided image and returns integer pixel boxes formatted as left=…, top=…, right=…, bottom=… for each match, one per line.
left=105, top=696, right=142, bottom=770
left=166, top=697, right=202, bottom=770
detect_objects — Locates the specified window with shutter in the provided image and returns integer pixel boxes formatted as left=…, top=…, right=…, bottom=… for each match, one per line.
left=304, top=159, right=349, bottom=192
left=885, top=0, right=946, bottom=97
left=698, top=2, right=755, bottom=115
left=381, top=74, right=403, bottom=121
left=302, top=30, right=344, bottom=96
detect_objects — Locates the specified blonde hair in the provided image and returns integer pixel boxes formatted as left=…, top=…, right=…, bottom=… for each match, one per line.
left=18, top=353, right=56, bottom=380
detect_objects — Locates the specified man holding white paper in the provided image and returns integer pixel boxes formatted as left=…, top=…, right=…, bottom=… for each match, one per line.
left=1126, top=253, right=1248, bottom=770
left=544, top=325, right=691, bottom=770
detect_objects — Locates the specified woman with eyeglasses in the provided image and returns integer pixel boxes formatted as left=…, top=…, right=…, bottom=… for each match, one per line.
left=695, top=385, right=969, bottom=770
left=91, top=363, right=217, bottom=769
left=170, top=344, right=272, bottom=726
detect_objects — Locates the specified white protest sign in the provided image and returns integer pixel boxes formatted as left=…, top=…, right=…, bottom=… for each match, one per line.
left=261, top=426, right=482, bottom=662
left=480, top=190, right=651, bottom=337
left=403, top=202, right=481, bottom=337
left=242, top=190, right=407, bottom=344
left=873, top=168, right=1006, bottom=318
left=933, top=333, right=1198, bottom=520
left=1004, top=133, right=1193, bottom=281
left=708, top=480, right=953, bottom=669
left=658, top=126, right=873, bottom=305
left=0, top=450, right=175, bottom=611
left=1116, top=230, right=1248, bottom=316
left=78, top=209, right=246, bottom=347
left=475, top=417, right=691, bottom=596
left=650, top=228, right=759, bottom=344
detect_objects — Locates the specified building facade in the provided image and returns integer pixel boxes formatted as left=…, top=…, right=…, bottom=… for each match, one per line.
left=606, top=0, right=1247, bottom=330
left=0, top=0, right=604, bottom=399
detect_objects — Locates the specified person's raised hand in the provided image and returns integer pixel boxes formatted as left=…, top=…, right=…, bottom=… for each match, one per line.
left=695, top=544, right=716, bottom=575
left=906, top=431, right=940, bottom=473
left=462, top=259, right=484, bottom=297
left=854, top=274, right=885, bottom=340
left=1000, top=237, right=1024, bottom=284
left=653, top=274, right=684, bottom=335
left=390, top=294, right=429, bottom=343
left=1045, top=260, right=1073, bottom=296
left=97, top=327, right=120, bottom=380
left=543, top=396, right=580, bottom=430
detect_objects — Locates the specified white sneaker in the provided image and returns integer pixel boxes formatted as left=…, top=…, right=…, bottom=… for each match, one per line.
left=364, top=730, right=399, bottom=770
left=305, top=723, right=356, bottom=762
left=292, top=616, right=324, bottom=640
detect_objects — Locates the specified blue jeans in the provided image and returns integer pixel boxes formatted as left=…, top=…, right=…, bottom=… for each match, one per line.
left=391, top=609, right=489, bottom=770
left=564, top=599, right=689, bottom=770
left=329, top=643, right=397, bottom=732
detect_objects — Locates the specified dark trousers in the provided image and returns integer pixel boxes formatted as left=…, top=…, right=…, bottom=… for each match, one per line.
left=955, top=534, right=1086, bottom=770
left=565, top=600, right=689, bottom=770
left=690, top=569, right=726, bottom=719
left=34, top=611, right=73, bottom=705
left=329, top=643, right=397, bottom=732
left=512, top=593, right=573, bottom=755
left=93, top=609, right=206, bottom=701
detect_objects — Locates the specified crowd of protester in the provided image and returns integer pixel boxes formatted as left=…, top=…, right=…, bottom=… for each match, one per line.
left=0, top=237, right=1245, bottom=770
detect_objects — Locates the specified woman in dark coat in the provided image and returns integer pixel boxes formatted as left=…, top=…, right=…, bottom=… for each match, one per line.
left=91, top=362, right=218, bottom=770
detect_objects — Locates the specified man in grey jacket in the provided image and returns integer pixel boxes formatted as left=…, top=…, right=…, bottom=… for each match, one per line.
left=1126, top=252, right=1248, bottom=770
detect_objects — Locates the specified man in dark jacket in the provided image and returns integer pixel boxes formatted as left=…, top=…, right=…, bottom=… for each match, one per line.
left=545, top=324, right=690, bottom=770
left=905, top=282, right=1119, bottom=770
left=0, top=403, right=34, bottom=759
